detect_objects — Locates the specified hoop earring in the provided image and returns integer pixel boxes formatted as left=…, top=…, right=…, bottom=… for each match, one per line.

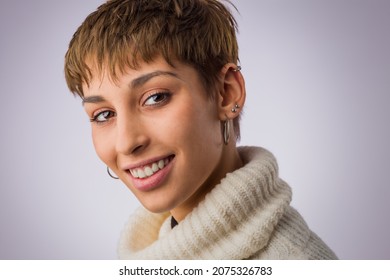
left=223, top=119, right=230, bottom=145
left=107, top=167, right=119, bottom=179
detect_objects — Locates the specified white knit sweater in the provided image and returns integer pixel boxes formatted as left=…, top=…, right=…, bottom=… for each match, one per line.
left=118, top=146, right=337, bottom=259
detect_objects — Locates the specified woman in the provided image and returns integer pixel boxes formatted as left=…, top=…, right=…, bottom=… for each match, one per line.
left=64, top=0, right=337, bottom=259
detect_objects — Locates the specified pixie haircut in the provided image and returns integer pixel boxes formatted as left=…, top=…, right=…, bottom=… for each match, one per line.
left=64, top=0, right=241, bottom=138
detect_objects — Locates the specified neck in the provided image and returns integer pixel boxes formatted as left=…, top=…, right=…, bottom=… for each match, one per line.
left=171, top=144, right=243, bottom=222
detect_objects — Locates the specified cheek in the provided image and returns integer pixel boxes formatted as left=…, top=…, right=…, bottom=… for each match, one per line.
left=163, top=97, right=222, bottom=170
left=160, top=99, right=220, bottom=147
left=188, top=102, right=221, bottom=145
left=91, top=128, right=116, bottom=166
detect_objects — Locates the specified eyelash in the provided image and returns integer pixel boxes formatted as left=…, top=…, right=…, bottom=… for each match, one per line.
left=90, top=91, right=171, bottom=124
left=90, top=110, right=116, bottom=124
left=143, top=91, right=171, bottom=107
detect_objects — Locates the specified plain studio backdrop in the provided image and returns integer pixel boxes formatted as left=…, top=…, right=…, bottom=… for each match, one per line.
left=0, top=0, right=389, bottom=259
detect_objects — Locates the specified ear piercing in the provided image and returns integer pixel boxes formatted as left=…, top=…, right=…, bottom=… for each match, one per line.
left=232, top=65, right=242, bottom=72
left=223, top=119, right=230, bottom=145
left=107, top=167, right=119, bottom=179
left=229, top=65, right=241, bottom=114
left=223, top=103, right=240, bottom=145
left=231, top=104, right=240, bottom=113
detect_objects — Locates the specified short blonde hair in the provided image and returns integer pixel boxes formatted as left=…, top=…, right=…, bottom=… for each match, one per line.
left=64, top=0, right=240, bottom=137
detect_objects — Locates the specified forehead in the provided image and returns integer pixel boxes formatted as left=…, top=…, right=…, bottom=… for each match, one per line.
left=81, top=56, right=202, bottom=98
left=82, top=56, right=171, bottom=91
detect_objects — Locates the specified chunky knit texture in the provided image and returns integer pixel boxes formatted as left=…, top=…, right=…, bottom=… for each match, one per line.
left=118, top=146, right=337, bottom=259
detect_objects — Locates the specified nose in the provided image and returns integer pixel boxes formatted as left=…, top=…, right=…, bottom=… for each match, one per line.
left=115, top=113, right=149, bottom=155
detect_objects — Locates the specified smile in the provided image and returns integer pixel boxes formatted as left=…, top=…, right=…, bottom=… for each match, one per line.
left=128, top=155, right=174, bottom=179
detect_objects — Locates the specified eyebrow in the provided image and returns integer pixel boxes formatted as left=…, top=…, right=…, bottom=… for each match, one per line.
left=82, top=70, right=179, bottom=106
left=130, top=70, right=179, bottom=89
left=81, top=95, right=106, bottom=106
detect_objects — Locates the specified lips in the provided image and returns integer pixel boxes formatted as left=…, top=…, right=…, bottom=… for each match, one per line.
left=129, top=156, right=173, bottom=179
left=123, top=155, right=175, bottom=192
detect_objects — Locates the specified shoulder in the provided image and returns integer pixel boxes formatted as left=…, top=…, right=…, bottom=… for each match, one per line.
left=252, top=207, right=337, bottom=259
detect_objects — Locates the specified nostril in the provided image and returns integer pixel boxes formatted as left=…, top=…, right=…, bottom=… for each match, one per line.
left=132, top=145, right=144, bottom=154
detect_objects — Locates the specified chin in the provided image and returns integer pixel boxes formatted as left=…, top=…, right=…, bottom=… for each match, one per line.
left=142, top=205, right=171, bottom=214
left=139, top=197, right=177, bottom=214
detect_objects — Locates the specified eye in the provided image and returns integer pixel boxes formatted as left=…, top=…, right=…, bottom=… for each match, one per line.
left=91, top=110, right=116, bottom=123
left=143, top=92, right=171, bottom=106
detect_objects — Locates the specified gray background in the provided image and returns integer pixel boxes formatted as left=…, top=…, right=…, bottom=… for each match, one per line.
left=0, top=0, right=389, bottom=259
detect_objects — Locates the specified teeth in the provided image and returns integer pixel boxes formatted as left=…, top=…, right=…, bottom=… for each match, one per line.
left=158, top=160, right=164, bottom=169
left=130, top=157, right=171, bottom=179
left=130, top=169, right=137, bottom=177
left=138, top=169, right=146, bottom=179
left=144, top=166, right=153, bottom=176
left=152, top=163, right=159, bottom=172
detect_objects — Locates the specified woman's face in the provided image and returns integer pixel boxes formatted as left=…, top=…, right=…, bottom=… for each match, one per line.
left=82, top=57, right=228, bottom=216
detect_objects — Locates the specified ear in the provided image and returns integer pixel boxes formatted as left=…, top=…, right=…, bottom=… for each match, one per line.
left=216, top=63, right=246, bottom=120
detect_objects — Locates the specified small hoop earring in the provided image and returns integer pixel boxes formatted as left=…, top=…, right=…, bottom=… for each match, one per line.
left=223, top=119, right=230, bottom=145
left=107, top=167, right=119, bottom=179
left=231, top=104, right=240, bottom=113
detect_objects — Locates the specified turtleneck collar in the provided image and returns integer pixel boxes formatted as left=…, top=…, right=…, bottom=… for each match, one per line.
left=118, top=146, right=292, bottom=259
